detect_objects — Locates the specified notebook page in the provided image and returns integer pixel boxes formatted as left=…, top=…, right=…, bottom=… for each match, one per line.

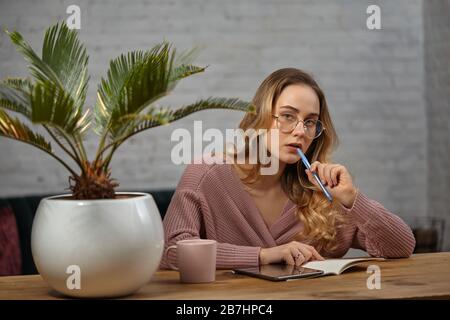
left=303, top=258, right=385, bottom=275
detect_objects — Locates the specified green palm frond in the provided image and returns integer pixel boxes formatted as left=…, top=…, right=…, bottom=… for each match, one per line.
left=94, top=43, right=208, bottom=141
left=46, top=108, right=91, bottom=142
left=168, top=64, right=206, bottom=90
left=114, top=108, right=172, bottom=133
left=165, top=97, right=255, bottom=122
left=30, top=81, right=88, bottom=135
left=112, top=97, right=254, bottom=145
left=94, top=50, right=150, bottom=135
left=3, top=78, right=33, bottom=92
left=168, top=45, right=206, bottom=89
left=75, top=109, right=91, bottom=136
left=7, top=23, right=88, bottom=108
left=0, top=80, right=32, bottom=117
left=172, top=46, right=202, bottom=67
left=0, top=77, right=89, bottom=159
left=94, top=43, right=175, bottom=138
left=6, top=30, right=62, bottom=87
left=42, top=22, right=89, bottom=108
left=6, top=23, right=89, bottom=137
left=0, top=108, right=51, bottom=152
left=0, top=108, right=77, bottom=176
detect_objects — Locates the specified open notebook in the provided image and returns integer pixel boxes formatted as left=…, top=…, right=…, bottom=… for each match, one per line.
left=233, top=257, right=386, bottom=281
left=302, top=257, right=385, bottom=276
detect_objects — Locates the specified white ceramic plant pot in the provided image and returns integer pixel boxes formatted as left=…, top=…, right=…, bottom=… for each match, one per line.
left=31, top=192, right=164, bottom=298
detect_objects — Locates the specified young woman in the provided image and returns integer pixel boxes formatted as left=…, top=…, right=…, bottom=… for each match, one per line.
left=160, top=68, right=415, bottom=269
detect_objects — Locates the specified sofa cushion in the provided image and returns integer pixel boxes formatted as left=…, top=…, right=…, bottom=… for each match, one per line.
left=0, top=201, right=22, bottom=276
left=7, top=197, right=38, bottom=275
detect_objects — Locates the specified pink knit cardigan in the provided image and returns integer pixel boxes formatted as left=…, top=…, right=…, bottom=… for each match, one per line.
left=160, top=162, right=415, bottom=269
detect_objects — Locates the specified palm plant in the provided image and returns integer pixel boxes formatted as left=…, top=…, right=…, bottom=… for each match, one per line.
left=0, top=22, right=254, bottom=200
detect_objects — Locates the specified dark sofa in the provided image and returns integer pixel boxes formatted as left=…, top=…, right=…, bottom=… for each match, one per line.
left=0, top=189, right=175, bottom=275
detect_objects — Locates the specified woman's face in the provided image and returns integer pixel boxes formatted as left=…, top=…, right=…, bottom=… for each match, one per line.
left=269, top=84, right=321, bottom=165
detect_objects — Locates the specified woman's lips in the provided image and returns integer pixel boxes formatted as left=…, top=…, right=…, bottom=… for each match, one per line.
left=286, top=145, right=301, bottom=152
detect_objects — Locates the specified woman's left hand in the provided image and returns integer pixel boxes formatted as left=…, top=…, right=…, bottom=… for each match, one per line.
left=305, top=161, right=358, bottom=208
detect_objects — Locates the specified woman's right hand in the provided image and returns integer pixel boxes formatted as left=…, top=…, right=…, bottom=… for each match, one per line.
left=259, top=241, right=325, bottom=266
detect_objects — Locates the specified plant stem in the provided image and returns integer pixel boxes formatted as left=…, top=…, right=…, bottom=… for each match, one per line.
left=95, top=121, right=157, bottom=162
left=1, top=135, right=78, bottom=176
left=44, top=126, right=84, bottom=172
left=75, top=134, right=88, bottom=163
left=55, top=127, right=86, bottom=174
left=96, top=139, right=115, bottom=161
left=58, top=129, right=79, bottom=158
left=102, top=144, right=117, bottom=171
left=98, top=122, right=162, bottom=170
left=94, top=126, right=110, bottom=167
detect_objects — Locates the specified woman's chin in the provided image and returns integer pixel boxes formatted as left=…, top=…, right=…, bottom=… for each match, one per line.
left=279, top=152, right=300, bottom=165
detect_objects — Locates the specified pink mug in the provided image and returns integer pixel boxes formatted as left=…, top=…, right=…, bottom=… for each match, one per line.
left=165, top=239, right=217, bottom=283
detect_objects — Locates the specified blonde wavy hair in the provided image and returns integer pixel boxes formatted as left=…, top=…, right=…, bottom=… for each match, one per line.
left=235, top=68, right=346, bottom=253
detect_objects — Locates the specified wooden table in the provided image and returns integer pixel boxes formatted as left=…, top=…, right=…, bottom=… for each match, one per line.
left=1, top=252, right=449, bottom=299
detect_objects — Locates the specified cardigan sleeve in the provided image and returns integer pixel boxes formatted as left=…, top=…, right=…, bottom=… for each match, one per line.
left=340, top=191, right=416, bottom=258
left=159, top=189, right=261, bottom=269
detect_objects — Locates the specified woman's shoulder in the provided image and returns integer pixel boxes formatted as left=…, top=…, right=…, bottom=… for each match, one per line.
left=176, top=154, right=233, bottom=192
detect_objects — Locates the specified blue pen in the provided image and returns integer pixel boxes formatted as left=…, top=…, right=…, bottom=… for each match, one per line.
left=297, top=148, right=333, bottom=202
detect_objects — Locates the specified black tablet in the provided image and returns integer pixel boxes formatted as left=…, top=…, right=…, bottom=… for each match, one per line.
left=232, top=264, right=324, bottom=281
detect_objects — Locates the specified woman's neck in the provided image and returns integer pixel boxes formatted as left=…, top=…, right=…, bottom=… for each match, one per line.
left=234, top=161, right=286, bottom=191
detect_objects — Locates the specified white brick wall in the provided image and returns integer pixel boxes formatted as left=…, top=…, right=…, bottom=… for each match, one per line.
left=424, top=0, right=450, bottom=250
left=0, top=0, right=429, bottom=227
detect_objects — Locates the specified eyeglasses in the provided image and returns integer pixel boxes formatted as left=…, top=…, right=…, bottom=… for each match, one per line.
left=272, top=114, right=325, bottom=139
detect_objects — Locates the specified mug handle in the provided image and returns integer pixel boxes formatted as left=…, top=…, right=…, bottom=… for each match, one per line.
left=164, top=245, right=179, bottom=270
